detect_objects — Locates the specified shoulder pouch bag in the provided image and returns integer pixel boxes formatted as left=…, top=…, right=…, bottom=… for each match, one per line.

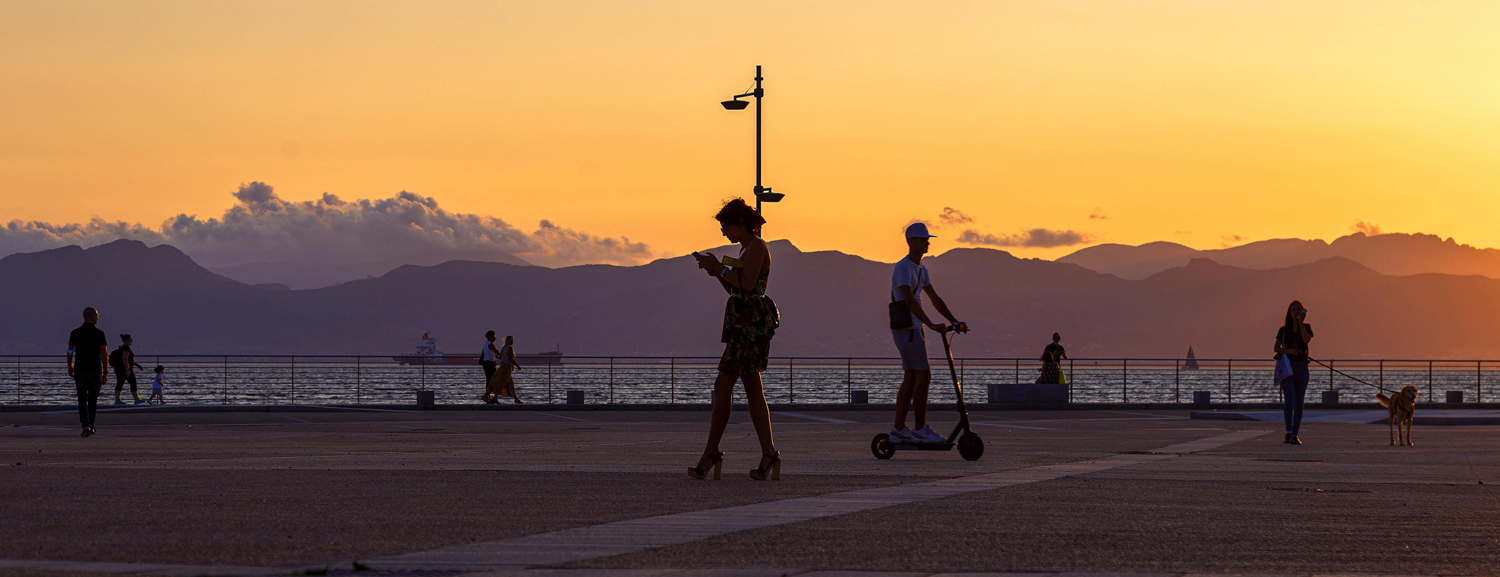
left=888, top=294, right=913, bottom=330
left=1273, top=332, right=1293, bottom=384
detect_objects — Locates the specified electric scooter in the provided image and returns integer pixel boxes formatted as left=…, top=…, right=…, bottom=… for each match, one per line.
left=871, top=322, right=984, bottom=461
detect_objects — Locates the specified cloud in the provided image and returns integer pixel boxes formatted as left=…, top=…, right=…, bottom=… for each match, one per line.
left=1089, top=208, right=1107, bottom=220
left=1351, top=220, right=1383, bottom=235
left=956, top=228, right=1091, bottom=248
left=1221, top=234, right=1245, bottom=248
left=937, top=207, right=974, bottom=227
left=0, top=182, right=656, bottom=268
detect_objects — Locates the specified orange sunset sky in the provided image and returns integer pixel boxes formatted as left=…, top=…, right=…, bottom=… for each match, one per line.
left=4, top=1, right=1500, bottom=264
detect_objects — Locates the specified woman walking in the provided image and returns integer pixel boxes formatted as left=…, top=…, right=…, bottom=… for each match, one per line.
left=1037, top=332, right=1067, bottom=384
left=486, top=335, right=524, bottom=404
left=687, top=198, right=781, bottom=481
left=1274, top=300, right=1313, bottom=445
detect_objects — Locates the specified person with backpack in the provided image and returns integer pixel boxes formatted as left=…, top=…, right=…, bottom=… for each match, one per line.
left=110, top=334, right=145, bottom=405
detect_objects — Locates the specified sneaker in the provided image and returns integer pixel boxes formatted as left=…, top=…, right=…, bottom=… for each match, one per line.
left=915, top=424, right=946, bottom=444
left=80, top=427, right=91, bottom=437
left=889, top=427, right=917, bottom=444
left=134, top=399, right=146, bottom=405
left=113, top=400, right=127, bottom=406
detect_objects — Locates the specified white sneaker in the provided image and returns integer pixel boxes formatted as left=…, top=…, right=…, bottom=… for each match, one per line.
left=889, top=427, right=917, bottom=444
left=915, top=424, right=946, bottom=444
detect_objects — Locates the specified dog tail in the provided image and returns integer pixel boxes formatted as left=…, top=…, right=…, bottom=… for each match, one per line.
left=1376, top=392, right=1391, bottom=408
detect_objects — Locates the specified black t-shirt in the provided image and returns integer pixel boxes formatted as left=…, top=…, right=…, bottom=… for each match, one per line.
left=1275, top=323, right=1314, bottom=363
left=1044, top=342, right=1066, bottom=364
left=69, top=322, right=108, bottom=376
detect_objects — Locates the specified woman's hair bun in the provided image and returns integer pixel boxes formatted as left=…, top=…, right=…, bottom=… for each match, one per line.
left=715, top=198, right=766, bottom=231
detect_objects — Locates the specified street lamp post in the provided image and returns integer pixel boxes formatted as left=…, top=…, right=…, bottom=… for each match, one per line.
left=721, top=65, right=784, bottom=213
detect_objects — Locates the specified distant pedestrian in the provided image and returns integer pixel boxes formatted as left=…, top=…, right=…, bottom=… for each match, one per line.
left=1274, top=300, right=1314, bottom=445
left=688, top=198, right=781, bottom=480
left=485, top=335, right=524, bottom=404
left=1037, top=332, right=1067, bottom=384
left=146, top=365, right=166, bottom=404
left=110, top=334, right=145, bottom=405
left=480, top=330, right=501, bottom=403
left=888, top=222, right=962, bottom=445
left=67, top=307, right=109, bottom=437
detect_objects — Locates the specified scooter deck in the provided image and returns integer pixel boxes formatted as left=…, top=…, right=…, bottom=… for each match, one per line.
left=888, top=441, right=955, bottom=451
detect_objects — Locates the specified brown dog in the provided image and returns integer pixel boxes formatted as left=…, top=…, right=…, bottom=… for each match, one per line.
left=1376, top=385, right=1418, bottom=446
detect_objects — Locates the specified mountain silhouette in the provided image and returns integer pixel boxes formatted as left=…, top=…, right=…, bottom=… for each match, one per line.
left=4, top=238, right=1500, bottom=359
left=210, top=248, right=532, bottom=289
left=1058, top=232, right=1500, bottom=280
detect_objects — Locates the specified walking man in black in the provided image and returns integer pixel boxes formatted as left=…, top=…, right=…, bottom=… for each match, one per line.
left=67, top=307, right=109, bottom=437
left=111, top=334, right=145, bottom=405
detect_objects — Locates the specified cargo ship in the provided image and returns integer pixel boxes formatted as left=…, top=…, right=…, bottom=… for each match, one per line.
left=391, top=333, right=478, bottom=365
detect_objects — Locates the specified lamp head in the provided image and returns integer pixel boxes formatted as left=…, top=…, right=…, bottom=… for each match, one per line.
left=755, top=191, right=785, bottom=203
left=720, top=98, right=749, bottom=110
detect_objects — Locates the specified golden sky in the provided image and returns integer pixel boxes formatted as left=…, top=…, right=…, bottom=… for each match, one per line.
left=4, top=0, right=1500, bottom=263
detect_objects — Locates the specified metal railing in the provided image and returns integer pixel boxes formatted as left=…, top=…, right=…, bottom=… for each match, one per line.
left=3, top=355, right=1494, bottom=406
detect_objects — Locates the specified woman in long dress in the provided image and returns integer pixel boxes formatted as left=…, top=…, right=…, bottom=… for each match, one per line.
left=687, top=198, right=781, bottom=481
left=486, top=335, right=524, bottom=404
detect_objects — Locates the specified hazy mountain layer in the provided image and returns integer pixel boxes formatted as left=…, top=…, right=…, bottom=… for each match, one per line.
left=4, top=239, right=1500, bottom=359
left=1058, top=232, right=1500, bottom=280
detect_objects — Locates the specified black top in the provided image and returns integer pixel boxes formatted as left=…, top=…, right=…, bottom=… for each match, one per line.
left=1043, top=342, right=1066, bottom=364
left=69, top=322, right=108, bottom=376
left=1275, top=323, right=1314, bottom=363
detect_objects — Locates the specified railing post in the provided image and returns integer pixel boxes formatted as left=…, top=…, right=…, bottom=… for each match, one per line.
left=1174, top=358, right=1180, bottom=403
left=1068, top=358, right=1074, bottom=402
left=356, top=356, right=361, bottom=405
left=1479, top=360, right=1483, bottom=403
left=1122, top=358, right=1128, bottom=403
left=1428, top=360, right=1433, bottom=402
left=789, top=357, right=794, bottom=404
left=669, top=357, right=675, bottom=404
left=1329, top=359, right=1334, bottom=391
left=609, top=358, right=615, bottom=404
left=547, top=360, right=553, bottom=404
left=1227, top=359, right=1233, bottom=403
left=1014, top=358, right=1019, bottom=384
left=846, top=358, right=851, bottom=403
left=223, top=356, right=228, bottom=404
left=291, top=356, right=296, bottom=405
left=1379, top=360, right=1384, bottom=392
left=16, top=356, right=21, bottom=404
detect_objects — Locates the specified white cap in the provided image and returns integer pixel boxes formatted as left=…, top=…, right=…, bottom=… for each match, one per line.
left=904, top=222, right=936, bottom=239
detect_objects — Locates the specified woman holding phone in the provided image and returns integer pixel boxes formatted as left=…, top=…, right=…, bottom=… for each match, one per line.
left=687, top=198, right=782, bottom=481
left=1274, top=300, right=1314, bottom=445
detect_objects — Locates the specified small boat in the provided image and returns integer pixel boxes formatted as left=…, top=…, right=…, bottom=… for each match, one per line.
left=518, top=343, right=565, bottom=366
left=1183, top=346, right=1200, bottom=370
left=392, top=333, right=478, bottom=365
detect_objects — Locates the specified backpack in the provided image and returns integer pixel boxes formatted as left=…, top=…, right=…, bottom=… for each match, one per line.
left=108, top=347, right=127, bottom=369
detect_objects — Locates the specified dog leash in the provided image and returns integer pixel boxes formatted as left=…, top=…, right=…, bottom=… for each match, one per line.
left=1308, top=358, right=1388, bottom=393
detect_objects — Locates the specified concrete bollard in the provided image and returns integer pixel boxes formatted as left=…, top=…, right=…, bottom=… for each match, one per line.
left=416, top=390, right=435, bottom=408
left=1321, top=390, right=1339, bottom=405
left=1447, top=391, right=1464, bottom=404
left=849, top=390, right=869, bottom=404
left=1192, top=391, right=1211, bottom=406
left=566, top=390, right=586, bottom=405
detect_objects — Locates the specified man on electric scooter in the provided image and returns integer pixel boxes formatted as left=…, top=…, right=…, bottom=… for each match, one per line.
left=889, top=222, right=963, bottom=444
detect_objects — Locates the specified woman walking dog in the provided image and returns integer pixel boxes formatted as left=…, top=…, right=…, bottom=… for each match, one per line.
left=687, top=198, right=782, bottom=481
left=1274, top=300, right=1314, bottom=445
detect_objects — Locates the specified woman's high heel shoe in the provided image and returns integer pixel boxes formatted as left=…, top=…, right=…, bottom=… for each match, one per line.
left=749, top=451, right=781, bottom=481
left=687, top=452, right=724, bottom=480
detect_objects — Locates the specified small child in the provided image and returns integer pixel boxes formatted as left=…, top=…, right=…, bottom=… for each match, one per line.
left=147, top=365, right=166, bottom=405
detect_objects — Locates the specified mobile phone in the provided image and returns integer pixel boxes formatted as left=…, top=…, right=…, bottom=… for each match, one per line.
left=721, top=256, right=743, bottom=268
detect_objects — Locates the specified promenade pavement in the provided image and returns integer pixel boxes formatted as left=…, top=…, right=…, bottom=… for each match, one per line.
left=3, top=405, right=1499, bottom=577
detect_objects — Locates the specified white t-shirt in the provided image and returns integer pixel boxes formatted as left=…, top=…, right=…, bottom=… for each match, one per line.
left=891, top=256, right=932, bottom=328
left=152, top=374, right=164, bottom=390
left=480, top=341, right=496, bottom=362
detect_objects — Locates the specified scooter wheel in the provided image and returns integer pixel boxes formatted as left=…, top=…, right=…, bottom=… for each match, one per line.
left=957, top=432, right=984, bottom=461
left=871, top=433, right=895, bottom=460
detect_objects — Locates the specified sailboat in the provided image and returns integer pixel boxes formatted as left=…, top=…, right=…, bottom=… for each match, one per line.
left=1183, top=346, right=1200, bottom=370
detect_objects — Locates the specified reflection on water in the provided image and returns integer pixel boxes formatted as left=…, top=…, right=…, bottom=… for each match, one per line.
left=2, top=357, right=1493, bottom=406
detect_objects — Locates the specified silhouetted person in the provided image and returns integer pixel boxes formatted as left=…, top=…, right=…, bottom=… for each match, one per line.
left=480, top=330, right=500, bottom=403
left=485, top=334, right=523, bottom=404
left=890, top=222, right=960, bottom=444
left=1274, top=300, right=1314, bottom=445
left=1038, top=332, right=1067, bottom=384
left=67, top=307, right=109, bottom=437
left=688, top=198, right=781, bottom=480
left=110, top=333, right=145, bottom=405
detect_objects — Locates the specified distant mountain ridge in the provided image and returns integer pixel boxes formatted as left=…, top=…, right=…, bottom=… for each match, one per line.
left=5, top=238, right=1500, bottom=358
left=210, top=248, right=531, bottom=289
left=1058, top=232, right=1500, bottom=280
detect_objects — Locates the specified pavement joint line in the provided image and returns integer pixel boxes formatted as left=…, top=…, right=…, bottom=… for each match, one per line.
left=363, top=429, right=1265, bottom=572
left=969, top=421, right=1055, bottom=430
left=270, top=413, right=313, bottom=424
left=770, top=411, right=858, bottom=424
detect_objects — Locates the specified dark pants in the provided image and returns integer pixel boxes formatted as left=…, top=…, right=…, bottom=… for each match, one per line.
left=115, top=372, right=137, bottom=396
left=1280, top=361, right=1310, bottom=435
left=481, top=361, right=497, bottom=382
left=75, top=373, right=103, bottom=428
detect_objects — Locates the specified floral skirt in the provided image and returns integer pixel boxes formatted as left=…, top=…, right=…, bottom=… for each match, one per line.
left=718, top=293, right=779, bottom=376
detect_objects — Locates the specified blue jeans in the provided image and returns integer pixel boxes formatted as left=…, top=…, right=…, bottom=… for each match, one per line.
left=1280, top=361, right=1310, bottom=435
